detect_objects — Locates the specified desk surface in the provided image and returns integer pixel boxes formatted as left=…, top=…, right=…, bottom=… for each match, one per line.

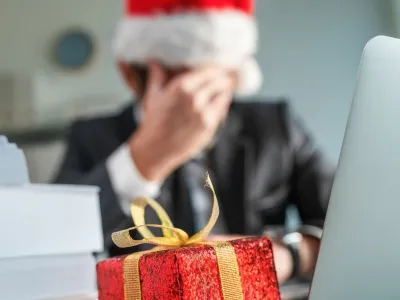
left=280, top=280, right=310, bottom=300
left=47, top=284, right=310, bottom=300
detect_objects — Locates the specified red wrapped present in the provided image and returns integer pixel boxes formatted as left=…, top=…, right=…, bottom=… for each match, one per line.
left=96, top=175, right=280, bottom=300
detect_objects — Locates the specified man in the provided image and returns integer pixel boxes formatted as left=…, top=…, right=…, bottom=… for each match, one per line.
left=54, top=0, right=334, bottom=283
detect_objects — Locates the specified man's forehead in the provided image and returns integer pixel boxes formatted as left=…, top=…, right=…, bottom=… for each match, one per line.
left=165, top=64, right=230, bottom=75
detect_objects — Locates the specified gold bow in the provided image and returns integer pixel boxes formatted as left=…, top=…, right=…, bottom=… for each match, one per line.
left=111, top=173, right=243, bottom=300
left=112, top=174, right=219, bottom=248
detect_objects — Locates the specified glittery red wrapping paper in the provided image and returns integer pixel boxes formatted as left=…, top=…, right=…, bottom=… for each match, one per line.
left=97, top=237, right=280, bottom=300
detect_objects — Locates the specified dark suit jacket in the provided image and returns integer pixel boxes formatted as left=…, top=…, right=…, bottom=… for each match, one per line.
left=53, top=99, right=335, bottom=256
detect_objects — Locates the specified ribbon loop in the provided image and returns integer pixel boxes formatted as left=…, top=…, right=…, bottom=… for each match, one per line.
left=112, top=224, right=189, bottom=248
left=131, top=196, right=176, bottom=239
left=111, top=173, right=219, bottom=249
left=187, top=175, right=219, bottom=245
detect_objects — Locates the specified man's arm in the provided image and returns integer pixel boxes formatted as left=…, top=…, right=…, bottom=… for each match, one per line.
left=283, top=104, right=336, bottom=278
left=106, top=143, right=162, bottom=215
left=271, top=231, right=320, bottom=282
left=53, top=122, right=162, bottom=249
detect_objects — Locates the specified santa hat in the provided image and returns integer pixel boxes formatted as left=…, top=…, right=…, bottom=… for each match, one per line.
left=113, top=0, right=262, bottom=96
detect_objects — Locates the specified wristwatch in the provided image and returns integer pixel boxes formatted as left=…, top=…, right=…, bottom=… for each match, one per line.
left=281, top=225, right=323, bottom=279
left=282, top=231, right=302, bottom=279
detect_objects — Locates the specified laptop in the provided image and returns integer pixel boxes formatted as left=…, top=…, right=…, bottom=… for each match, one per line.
left=309, top=35, right=400, bottom=299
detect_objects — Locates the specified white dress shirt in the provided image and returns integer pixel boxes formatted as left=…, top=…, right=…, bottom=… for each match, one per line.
left=106, top=144, right=162, bottom=216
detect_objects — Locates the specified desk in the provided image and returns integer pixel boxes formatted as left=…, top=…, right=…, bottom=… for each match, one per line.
left=58, top=282, right=310, bottom=300
left=280, top=279, right=311, bottom=300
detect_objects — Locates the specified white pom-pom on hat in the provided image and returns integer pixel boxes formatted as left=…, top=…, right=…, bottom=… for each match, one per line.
left=236, top=57, right=263, bottom=97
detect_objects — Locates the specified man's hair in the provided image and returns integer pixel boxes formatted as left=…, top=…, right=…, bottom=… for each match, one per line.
left=129, top=64, right=191, bottom=96
left=129, top=64, right=149, bottom=96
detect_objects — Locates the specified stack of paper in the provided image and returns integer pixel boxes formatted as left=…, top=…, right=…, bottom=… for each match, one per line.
left=0, top=136, right=103, bottom=300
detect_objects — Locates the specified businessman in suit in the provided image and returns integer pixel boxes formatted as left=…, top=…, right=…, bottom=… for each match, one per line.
left=53, top=0, right=335, bottom=283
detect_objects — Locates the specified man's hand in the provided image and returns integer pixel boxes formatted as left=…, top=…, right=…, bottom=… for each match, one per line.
left=207, top=234, right=319, bottom=283
left=129, top=62, right=235, bottom=182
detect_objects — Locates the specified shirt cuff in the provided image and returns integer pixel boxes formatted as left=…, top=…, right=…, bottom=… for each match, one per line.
left=106, top=143, right=162, bottom=216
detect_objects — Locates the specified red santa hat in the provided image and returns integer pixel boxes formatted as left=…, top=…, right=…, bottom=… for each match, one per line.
left=113, top=0, right=262, bottom=96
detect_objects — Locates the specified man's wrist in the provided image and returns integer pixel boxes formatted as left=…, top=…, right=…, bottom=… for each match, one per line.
left=106, top=143, right=162, bottom=215
left=298, top=235, right=320, bottom=275
left=267, top=225, right=322, bottom=280
left=129, top=129, right=177, bottom=182
left=271, top=242, right=293, bottom=283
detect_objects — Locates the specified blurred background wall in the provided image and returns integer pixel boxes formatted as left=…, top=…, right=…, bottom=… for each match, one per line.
left=0, top=0, right=397, bottom=183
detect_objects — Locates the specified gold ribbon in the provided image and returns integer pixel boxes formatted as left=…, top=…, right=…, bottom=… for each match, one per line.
left=111, top=174, right=244, bottom=300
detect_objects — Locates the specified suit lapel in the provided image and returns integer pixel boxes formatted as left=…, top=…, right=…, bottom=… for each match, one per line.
left=117, top=103, right=137, bottom=143
left=208, top=104, right=253, bottom=235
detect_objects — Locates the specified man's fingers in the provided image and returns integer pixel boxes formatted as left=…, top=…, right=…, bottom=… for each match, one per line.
left=207, top=74, right=234, bottom=116
left=168, top=66, right=224, bottom=96
left=190, top=74, right=233, bottom=110
left=206, top=89, right=233, bottom=124
left=184, top=67, right=225, bottom=91
left=146, top=61, right=167, bottom=97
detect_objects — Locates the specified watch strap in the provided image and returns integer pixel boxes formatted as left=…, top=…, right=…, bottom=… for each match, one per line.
left=286, top=241, right=301, bottom=279
left=282, top=232, right=303, bottom=280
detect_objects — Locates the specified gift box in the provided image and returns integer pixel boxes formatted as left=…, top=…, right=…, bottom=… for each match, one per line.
left=97, top=237, right=280, bottom=300
left=96, top=176, right=280, bottom=300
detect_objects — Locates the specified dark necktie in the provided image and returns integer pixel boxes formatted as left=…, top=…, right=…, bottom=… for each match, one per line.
left=172, top=168, right=196, bottom=236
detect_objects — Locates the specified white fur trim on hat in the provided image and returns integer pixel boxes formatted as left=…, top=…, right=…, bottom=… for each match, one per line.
left=113, top=10, right=262, bottom=95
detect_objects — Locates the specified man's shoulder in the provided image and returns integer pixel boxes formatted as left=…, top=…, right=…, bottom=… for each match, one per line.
left=68, top=105, right=132, bottom=137
left=68, top=113, right=117, bottom=137
left=232, top=97, right=289, bottom=116
left=231, top=97, right=291, bottom=131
